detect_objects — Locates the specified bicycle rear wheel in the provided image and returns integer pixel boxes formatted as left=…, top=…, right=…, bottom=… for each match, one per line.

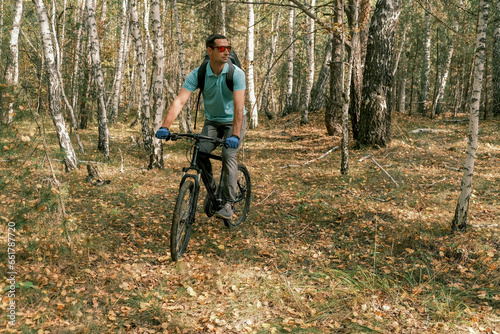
left=171, top=180, right=196, bottom=261
left=224, top=164, right=251, bottom=228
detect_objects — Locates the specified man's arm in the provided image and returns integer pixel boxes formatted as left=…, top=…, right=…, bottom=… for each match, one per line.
left=232, top=89, right=245, bottom=138
left=160, top=87, right=193, bottom=129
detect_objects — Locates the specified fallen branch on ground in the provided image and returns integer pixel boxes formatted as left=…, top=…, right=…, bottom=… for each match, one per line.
left=411, top=128, right=451, bottom=134
left=359, top=155, right=400, bottom=187
left=280, top=146, right=339, bottom=168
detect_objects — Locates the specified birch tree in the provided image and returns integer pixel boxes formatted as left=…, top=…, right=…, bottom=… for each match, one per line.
left=431, top=4, right=460, bottom=118
left=0, top=0, right=4, bottom=67
left=358, top=0, right=402, bottom=147
left=452, top=0, right=489, bottom=231
left=418, top=6, right=432, bottom=115
left=309, top=34, right=333, bottom=113
left=300, top=0, right=315, bottom=125
left=71, top=0, right=86, bottom=114
left=493, top=0, right=500, bottom=116
left=149, top=0, right=165, bottom=169
left=3, top=0, right=23, bottom=124
left=173, top=0, right=191, bottom=133
left=261, top=11, right=281, bottom=120
left=32, top=0, right=78, bottom=172
left=282, top=3, right=295, bottom=117
left=130, top=0, right=152, bottom=154
left=108, top=0, right=129, bottom=123
left=341, top=0, right=358, bottom=175
left=247, top=0, right=258, bottom=128
left=86, top=0, right=110, bottom=159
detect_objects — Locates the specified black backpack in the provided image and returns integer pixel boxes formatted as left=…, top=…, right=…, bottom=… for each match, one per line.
left=194, top=51, right=242, bottom=129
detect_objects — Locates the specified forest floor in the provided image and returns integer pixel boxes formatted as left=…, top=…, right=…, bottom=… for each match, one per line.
left=0, top=111, right=499, bottom=333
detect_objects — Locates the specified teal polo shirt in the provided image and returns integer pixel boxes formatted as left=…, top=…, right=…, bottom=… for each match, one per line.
left=183, top=61, right=246, bottom=123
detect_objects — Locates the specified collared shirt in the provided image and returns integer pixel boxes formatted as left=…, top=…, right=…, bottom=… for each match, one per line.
left=183, top=61, right=246, bottom=123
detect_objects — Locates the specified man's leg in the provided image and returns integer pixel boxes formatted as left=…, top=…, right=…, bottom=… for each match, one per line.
left=221, top=117, right=247, bottom=203
left=198, top=121, right=219, bottom=188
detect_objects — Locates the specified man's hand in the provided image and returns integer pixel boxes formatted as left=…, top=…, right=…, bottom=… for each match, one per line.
left=155, top=127, right=170, bottom=140
left=225, top=135, right=239, bottom=148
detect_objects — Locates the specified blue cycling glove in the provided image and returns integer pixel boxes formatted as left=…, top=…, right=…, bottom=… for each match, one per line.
left=225, top=135, right=240, bottom=149
left=155, top=127, right=170, bottom=140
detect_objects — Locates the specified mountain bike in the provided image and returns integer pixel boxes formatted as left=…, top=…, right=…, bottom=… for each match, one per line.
left=167, top=133, right=251, bottom=261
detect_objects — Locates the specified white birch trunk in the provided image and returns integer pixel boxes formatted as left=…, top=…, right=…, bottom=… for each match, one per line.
left=247, top=0, right=258, bottom=129
left=108, top=0, right=130, bottom=122
left=0, top=0, right=4, bottom=64
left=452, top=0, right=489, bottom=231
left=173, top=0, right=191, bottom=133
left=309, top=33, right=333, bottom=113
left=492, top=0, right=500, bottom=116
left=149, top=0, right=165, bottom=169
left=282, top=3, right=295, bottom=116
left=301, top=0, right=315, bottom=124
left=130, top=0, right=152, bottom=153
left=71, top=0, right=86, bottom=113
left=143, top=0, right=153, bottom=55
left=261, top=11, right=281, bottom=120
left=32, top=0, right=78, bottom=172
left=341, top=0, right=357, bottom=175
left=86, top=0, right=110, bottom=159
left=418, top=8, right=432, bottom=115
left=3, top=0, right=23, bottom=124
left=431, top=3, right=460, bottom=118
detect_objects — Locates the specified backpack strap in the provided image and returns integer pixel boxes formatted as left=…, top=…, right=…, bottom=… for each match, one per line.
left=194, top=61, right=209, bottom=130
left=226, top=59, right=235, bottom=92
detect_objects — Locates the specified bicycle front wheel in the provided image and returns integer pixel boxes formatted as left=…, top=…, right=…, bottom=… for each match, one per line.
left=171, top=180, right=196, bottom=261
left=224, top=164, right=251, bottom=228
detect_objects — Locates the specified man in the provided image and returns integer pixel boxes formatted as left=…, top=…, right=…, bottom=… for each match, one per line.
left=155, top=34, right=247, bottom=220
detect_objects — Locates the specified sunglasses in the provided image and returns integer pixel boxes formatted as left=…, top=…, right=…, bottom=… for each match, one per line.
left=212, top=45, right=232, bottom=52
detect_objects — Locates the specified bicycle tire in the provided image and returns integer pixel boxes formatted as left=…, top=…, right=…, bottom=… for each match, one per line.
left=224, top=164, right=251, bottom=228
left=171, top=180, right=196, bottom=261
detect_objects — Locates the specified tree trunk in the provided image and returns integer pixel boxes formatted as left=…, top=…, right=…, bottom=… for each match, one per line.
left=32, top=0, right=78, bottom=172
left=349, top=0, right=372, bottom=140
left=208, top=0, right=225, bottom=34
left=326, top=0, right=343, bottom=136
left=149, top=0, right=165, bottom=169
left=341, top=0, right=357, bottom=175
left=300, top=0, right=315, bottom=125
left=86, top=0, right=110, bottom=159
left=431, top=7, right=460, bottom=118
left=492, top=0, right=500, bottom=117
left=358, top=0, right=402, bottom=147
left=3, top=0, right=23, bottom=124
left=130, top=0, right=152, bottom=154
left=418, top=7, right=432, bottom=115
left=247, top=0, right=258, bottom=128
left=452, top=0, right=489, bottom=231
left=282, top=3, right=295, bottom=117
left=108, top=0, right=130, bottom=123
left=261, top=11, right=281, bottom=120
left=173, top=0, right=191, bottom=133
left=398, top=50, right=408, bottom=113
left=71, top=0, right=86, bottom=114
left=0, top=0, right=4, bottom=69
left=309, top=33, right=333, bottom=113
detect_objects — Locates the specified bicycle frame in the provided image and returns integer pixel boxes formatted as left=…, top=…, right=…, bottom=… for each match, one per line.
left=173, top=134, right=226, bottom=219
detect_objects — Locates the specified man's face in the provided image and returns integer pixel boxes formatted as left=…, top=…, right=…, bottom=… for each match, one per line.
left=208, top=39, right=230, bottom=64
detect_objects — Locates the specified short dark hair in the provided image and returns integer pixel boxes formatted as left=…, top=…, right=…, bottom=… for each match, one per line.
left=206, top=34, right=227, bottom=48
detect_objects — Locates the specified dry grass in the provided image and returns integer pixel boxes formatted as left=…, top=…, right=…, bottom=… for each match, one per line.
left=0, top=111, right=499, bottom=333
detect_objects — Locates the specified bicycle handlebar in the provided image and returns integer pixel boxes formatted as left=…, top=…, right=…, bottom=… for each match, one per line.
left=168, top=133, right=226, bottom=146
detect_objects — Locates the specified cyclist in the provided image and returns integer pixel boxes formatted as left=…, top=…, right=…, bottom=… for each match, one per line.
left=155, top=34, right=247, bottom=220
